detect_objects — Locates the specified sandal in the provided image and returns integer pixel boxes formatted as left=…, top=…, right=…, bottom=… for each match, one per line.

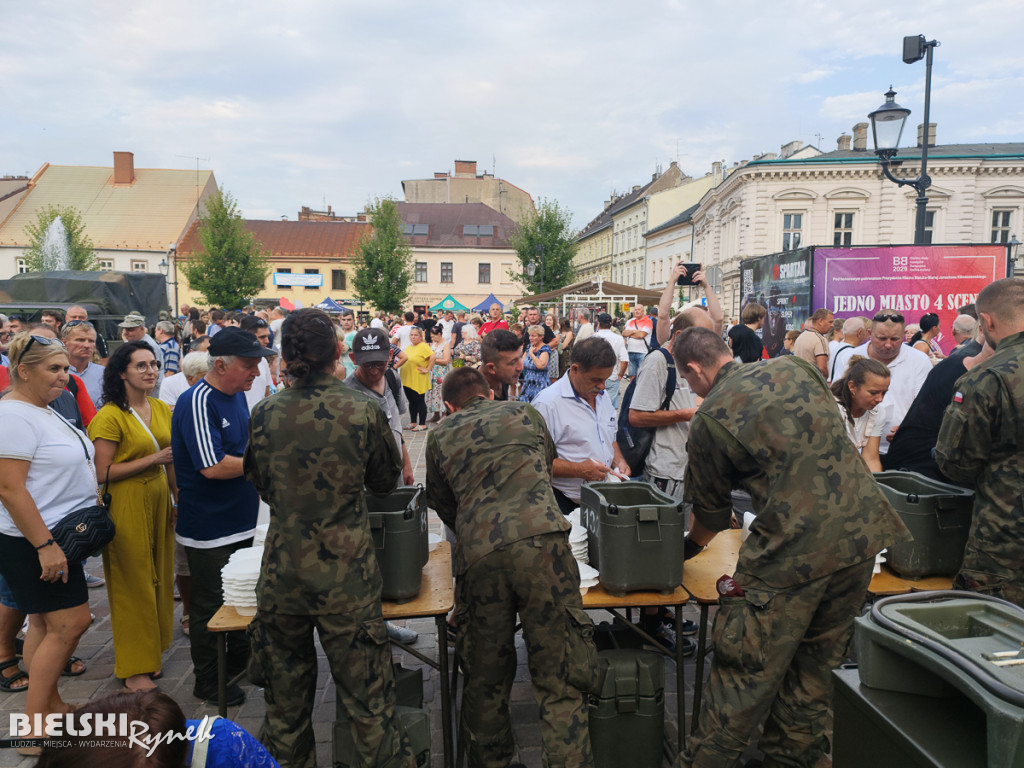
left=180, top=615, right=190, bottom=636
left=0, top=658, right=28, bottom=692
left=62, top=656, right=86, bottom=677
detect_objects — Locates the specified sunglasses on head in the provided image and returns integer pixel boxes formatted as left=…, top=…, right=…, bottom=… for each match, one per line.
left=873, top=312, right=904, bottom=324
left=16, top=335, right=66, bottom=365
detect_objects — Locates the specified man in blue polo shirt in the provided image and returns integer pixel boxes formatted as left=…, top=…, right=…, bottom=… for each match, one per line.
left=172, top=327, right=274, bottom=706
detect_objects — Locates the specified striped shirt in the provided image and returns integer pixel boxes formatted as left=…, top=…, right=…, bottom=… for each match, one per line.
left=170, top=379, right=258, bottom=548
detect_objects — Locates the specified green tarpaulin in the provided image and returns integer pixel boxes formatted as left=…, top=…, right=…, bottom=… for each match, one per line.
left=429, top=295, right=470, bottom=312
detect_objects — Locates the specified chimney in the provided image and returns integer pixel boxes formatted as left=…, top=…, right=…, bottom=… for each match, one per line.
left=434, top=172, right=448, bottom=179
left=837, top=134, right=852, bottom=151
left=780, top=140, right=803, bottom=159
left=852, top=122, right=869, bottom=151
left=712, top=161, right=722, bottom=184
left=454, top=160, right=477, bottom=177
left=113, top=151, right=135, bottom=184
left=917, top=123, right=936, bottom=148
left=357, top=213, right=367, bottom=222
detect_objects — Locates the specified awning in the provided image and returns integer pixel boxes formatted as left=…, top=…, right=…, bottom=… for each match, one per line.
left=429, top=295, right=471, bottom=312
left=315, top=297, right=347, bottom=313
left=471, top=293, right=503, bottom=313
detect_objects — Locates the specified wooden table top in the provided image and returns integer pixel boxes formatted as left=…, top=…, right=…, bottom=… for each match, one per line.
left=680, top=528, right=953, bottom=604
left=581, top=581, right=688, bottom=609
left=209, top=541, right=455, bottom=633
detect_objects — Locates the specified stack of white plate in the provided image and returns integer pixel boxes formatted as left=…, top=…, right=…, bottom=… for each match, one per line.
left=253, top=523, right=270, bottom=549
left=569, top=524, right=589, bottom=564
left=222, top=547, right=263, bottom=616
left=577, top=561, right=600, bottom=595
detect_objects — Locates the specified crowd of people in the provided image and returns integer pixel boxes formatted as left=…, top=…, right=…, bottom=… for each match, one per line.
left=0, top=270, right=1020, bottom=767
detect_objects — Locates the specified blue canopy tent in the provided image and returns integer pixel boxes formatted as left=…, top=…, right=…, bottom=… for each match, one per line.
left=315, top=297, right=347, bottom=313
left=471, top=294, right=503, bottom=313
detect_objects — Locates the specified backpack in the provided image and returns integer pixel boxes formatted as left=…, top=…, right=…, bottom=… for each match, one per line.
left=616, top=347, right=676, bottom=477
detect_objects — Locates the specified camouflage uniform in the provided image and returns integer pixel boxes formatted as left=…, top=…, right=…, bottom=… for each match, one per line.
left=243, top=373, right=414, bottom=768
left=425, top=397, right=597, bottom=768
left=679, top=357, right=910, bottom=768
left=936, top=330, right=1024, bottom=608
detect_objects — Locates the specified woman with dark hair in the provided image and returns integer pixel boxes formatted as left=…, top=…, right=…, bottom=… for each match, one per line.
left=243, top=308, right=415, bottom=767
left=909, top=312, right=945, bottom=361
left=830, top=355, right=891, bottom=472
left=88, top=340, right=175, bottom=692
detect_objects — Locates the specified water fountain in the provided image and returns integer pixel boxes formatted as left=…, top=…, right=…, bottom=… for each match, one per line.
left=40, top=216, right=72, bottom=271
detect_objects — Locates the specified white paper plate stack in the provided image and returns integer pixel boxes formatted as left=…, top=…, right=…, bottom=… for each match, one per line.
left=253, top=523, right=270, bottom=549
left=569, top=523, right=589, bottom=564
left=577, top=561, right=600, bottom=595
left=222, top=546, right=263, bottom=616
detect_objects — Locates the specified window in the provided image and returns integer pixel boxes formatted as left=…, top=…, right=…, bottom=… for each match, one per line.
left=478, top=263, right=490, bottom=283
left=278, top=267, right=291, bottom=290
left=403, top=223, right=429, bottom=236
left=331, top=269, right=346, bottom=291
left=131, top=260, right=147, bottom=272
left=441, top=262, right=453, bottom=283
left=304, top=268, right=319, bottom=290
left=782, top=213, right=802, bottom=251
left=415, top=262, right=428, bottom=282
left=462, top=225, right=493, bottom=237
left=16, top=258, right=28, bottom=274
left=992, top=210, right=1013, bottom=243
left=833, top=212, right=854, bottom=246
left=923, top=211, right=936, bottom=244
left=98, top=259, right=114, bottom=272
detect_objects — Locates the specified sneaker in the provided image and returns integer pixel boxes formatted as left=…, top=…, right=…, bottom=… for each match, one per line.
left=194, top=682, right=245, bottom=707
left=646, top=622, right=677, bottom=653
left=386, top=622, right=418, bottom=645
left=84, top=573, right=105, bottom=588
left=679, top=619, right=699, bottom=637
left=655, top=608, right=698, bottom=636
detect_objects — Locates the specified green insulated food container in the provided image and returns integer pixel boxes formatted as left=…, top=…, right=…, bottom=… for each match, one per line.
left=589, top=649, right=665, bottom=768
left=873, top=471, right=974, bottom=579
left=580, top=481, right=684, bottom=596
left=365, top=484, right=429, bottom=602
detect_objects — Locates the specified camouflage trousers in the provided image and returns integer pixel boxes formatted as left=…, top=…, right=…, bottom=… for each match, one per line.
left=455, top=533, right=597, bottom=768
left=955, top=565, right=1024, bottom=610
left=248, top=604, right=415, bottom=768
left=679, top=559, right=874, bottom=768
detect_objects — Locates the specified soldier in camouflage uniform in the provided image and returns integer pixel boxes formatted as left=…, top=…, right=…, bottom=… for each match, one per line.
left=671, top=327, right=910, bottom=768
left=243, top=308, right=414, bottom=768
left=936, top=277, right=1024, bottom=608
left=425, top=367, right=597, bottom=768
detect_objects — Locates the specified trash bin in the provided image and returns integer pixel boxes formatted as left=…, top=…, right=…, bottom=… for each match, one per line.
left=873, top=471, right=974, bottom=579
left=580, top=481, right=684, bottom=596
left=589, top=649, right=665, bottom=768
left=366, top=485, right=429, bottom=602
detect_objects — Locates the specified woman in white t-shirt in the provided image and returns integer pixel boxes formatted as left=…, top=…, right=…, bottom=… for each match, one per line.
left=0, top=332, right=94, bottom=752
left=830, top=355, right=891, bottom=472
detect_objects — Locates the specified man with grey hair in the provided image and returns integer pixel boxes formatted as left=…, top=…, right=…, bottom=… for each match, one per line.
left=160, top=340, right=211, bottom=410
left=829, top=316, right=871, bottom=381
left=155, top=320, right=182, bottom=377
left=951, top=314, right=981, bottom=355
left=66, top=304, right=109, bottom=362
left=574, top=308, right=594, bottom=343
left=60, top=320, right=105, bottom=408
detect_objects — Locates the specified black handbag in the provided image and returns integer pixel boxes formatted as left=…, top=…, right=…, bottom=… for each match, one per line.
left=51, top=413, right=116, bottom=562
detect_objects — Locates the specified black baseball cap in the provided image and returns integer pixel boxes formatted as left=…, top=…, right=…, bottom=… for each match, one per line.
left=207, top=327, right=274, bottom=358
left=596, top=312, right=613, bottom=326
left=351, top=328, right=391, bottom=363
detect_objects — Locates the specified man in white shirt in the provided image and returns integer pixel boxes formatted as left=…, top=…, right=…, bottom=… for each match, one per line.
left=622, top=304, right=653, bottom=379
left=593, top=313, right=628, bottom=408
left=391, top=311, right=416, bottom=349
left=532, top=336, right=630, bottom=514
left=574, top=309, right=595, bottom=343
left=439, top=311, right=455, bottom=343
left=370, top=312, right=386, bottom=330
left=832, top=311, right=932, bottom=454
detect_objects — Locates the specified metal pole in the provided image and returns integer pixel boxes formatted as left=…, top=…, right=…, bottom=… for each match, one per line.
left=914, top=42, right=935, bottom=244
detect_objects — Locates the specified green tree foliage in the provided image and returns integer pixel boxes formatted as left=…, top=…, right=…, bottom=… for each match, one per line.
left=181, top=190, right=269, bottom=309
left=23, top=205, right=97, bottom=271
left=508, top=199, right=578, bottom=294
left=352, top=198, right=414, bottom=314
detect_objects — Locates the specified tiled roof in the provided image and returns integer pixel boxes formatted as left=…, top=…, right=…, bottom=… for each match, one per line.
left=577, top=209, right=612, bottom=240
left=646, top=203, right=700, bottom=238
left=747, top=142, right=1024, bottom=166
left=395, top=202, right=516, bottom=248
left=177, top=219, right=370, bottom=257
left=0, top=164, right=216, bottom=250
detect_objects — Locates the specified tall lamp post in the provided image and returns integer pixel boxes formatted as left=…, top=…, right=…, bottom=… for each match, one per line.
left=867, top=35, right=940, bottom=245
left=526, top=243, right=545, bottom=296
left=1009, top=235, right=1021, bottom=276
left=157, top=242, right=179, bottom=312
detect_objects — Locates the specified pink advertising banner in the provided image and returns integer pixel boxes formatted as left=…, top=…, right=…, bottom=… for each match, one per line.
left=813, top=245, right=1007, bottom=354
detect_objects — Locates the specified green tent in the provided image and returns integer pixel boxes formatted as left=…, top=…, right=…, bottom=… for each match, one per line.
left=429, top=295, right=470, bottom=312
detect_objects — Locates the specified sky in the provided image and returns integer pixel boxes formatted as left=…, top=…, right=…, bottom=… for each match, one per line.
left=3, top=0, right=1024, bottom=231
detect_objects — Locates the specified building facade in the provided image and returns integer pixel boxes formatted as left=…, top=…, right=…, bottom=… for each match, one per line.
left=402, top=159, right=535, bottom=225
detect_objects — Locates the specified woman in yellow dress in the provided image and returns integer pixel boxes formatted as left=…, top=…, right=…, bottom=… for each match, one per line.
left=399, top=326, right=434, bottom=431
left=88, top=341, right=175, bottom=692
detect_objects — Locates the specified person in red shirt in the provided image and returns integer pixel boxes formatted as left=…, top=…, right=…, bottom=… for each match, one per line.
left=480, top=303, right=509, bottom=336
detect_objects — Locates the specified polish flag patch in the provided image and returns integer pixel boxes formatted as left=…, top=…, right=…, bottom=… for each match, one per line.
left=953, top=391, right=963, bottom=404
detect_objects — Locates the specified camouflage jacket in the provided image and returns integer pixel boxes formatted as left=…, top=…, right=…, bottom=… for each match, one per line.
left=685, top=356, right=910, bottom=589
left=425, top=397, right=569, bottom=575
left=936, top=330, right=1024, bottom=578
left=243, top=373, right=402, bottom=614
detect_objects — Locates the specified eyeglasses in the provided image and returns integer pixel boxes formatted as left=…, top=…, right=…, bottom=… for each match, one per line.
left=63, top=320, right=94, bottom=329
left=360, top=360, right=389, bottom=370
left=16, top=335, right=65, bottom=365
left=873, top=312, right=905, bottom=324
left=130, top=360, right=162, bottom=373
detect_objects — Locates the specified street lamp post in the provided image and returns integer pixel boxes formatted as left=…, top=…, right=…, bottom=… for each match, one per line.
left=526, top=244, right=545, bottom=296
left=158, top=243, right=179, bottom=312
left=867, top=35, right=940, bottom=245
left=1009, top=235, right=1021, bottom=275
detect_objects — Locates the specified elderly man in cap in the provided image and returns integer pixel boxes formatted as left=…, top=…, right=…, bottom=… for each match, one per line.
left=171, top=327, right=275, bottom=706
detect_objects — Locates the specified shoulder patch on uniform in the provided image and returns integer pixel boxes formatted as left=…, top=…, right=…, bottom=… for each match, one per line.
left=953, top=391, right=963, bottom=404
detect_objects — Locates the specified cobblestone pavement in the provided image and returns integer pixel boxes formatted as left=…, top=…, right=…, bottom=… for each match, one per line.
left=0, top=424, right=711, bottom=768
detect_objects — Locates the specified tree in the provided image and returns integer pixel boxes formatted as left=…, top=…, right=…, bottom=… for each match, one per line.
left=181, top=189, right=270, bottom=309
left=352, top=198, right=415, bottom=314
left=23, top=205, right=97, bottom=271
left=507, top=199, right=578, bottom=295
